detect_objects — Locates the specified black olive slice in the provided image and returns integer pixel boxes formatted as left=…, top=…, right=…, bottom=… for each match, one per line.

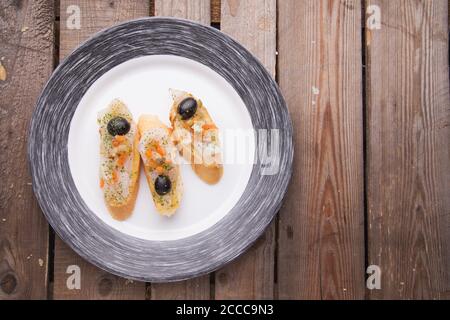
left=178, top=97, right=198, bottom=120
left=155, top=175, right=172, bottom=195
left=107, top=117, right=131, bottom=136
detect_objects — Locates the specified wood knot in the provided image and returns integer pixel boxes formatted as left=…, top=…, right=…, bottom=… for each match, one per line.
left=226, top=0, right=240, bottom=17
left=98, top=276, right=114, bottom=296
left=12, top=0, right=23, bottom=9
left=0, top=273, right=17, bottom=295
left=257, top=16, right=271, bottom=32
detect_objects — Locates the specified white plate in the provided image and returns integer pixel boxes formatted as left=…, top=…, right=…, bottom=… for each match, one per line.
left=68, top=55, right=255, bottom=241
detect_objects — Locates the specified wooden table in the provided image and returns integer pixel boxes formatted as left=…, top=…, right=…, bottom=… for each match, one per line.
left=1, top=0, right=449, bottom=300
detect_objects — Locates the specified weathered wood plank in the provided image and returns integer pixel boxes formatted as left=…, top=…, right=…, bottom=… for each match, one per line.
left=0, top=0, right=54, bottom=300
left=150, top=277, right=210, bottom=299
left=53, top=241, right=145, bottom=300
left=211, top=0, right=221, bottom=24
left=59, top=0, right=150, bottom=59
left=154, top=0, right=210, bottom=25
left=366, top=0, right=450, bottom=299
left=215, top=0, right=276, bottom=300
left=151, top=0, right=211, bottom=300
left=53, top=0, right=149, bottom=299
left=277, top=0, right=365, bottom=299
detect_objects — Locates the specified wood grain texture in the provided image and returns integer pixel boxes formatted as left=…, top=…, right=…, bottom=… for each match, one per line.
left=59, top=0, right=150, bottom=59
left=0, top=0, right=53, bottom=300
left=277, top=0, right=365, bottom=299
left=151, top=0, right=211, bottom=299
left=150, top=0, right=155, bottom=16
left=53, top=240, right=144, bottom=299
left=150, top=277, right=210, bottom=299
left=53, top=0, right=149, bottom=300
left=215, top=0, right=276, bottom=299
left=211, top=0, right=221, bottom=24
left=366, top=0, right=450, bottom=299
left=154, top=0, right=210, bottom=25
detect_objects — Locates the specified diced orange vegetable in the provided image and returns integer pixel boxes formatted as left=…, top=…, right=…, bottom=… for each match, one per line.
left=145, top=148, right=153, bottom=159
left=148, top=159, right=158, bottom=168
left=156, top=166, right=164, bottom=174
left=100, top=178, right=105, bottom=188
left=202, top=123, right=217, bottom=131
left=112, top=135, right=126, bottom=147
left=117, top=153, right=128, bottom=166
left=155, top=143, right=165, bottom=156
left=111, top=171, right=118, bottom=183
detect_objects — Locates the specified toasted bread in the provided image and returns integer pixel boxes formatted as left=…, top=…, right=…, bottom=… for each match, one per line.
left=169, top=89, right=223, bottom=184
left=97, top=99, right=140, bottom=220
left=138, top=115, right=183, bottom=216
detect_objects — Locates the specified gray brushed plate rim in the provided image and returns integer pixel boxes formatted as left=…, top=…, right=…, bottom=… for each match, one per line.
left=28, top=17, right=293, bottom=282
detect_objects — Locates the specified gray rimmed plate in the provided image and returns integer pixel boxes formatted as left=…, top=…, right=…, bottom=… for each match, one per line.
left=28, top=18, right=293, bottom=282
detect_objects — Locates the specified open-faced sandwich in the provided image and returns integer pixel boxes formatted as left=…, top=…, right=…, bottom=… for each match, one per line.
left=169, top=89, right=223, bottom=184
left=138, top=115, right=183, bottom=216
left=97, top=99, right=140, bottom=220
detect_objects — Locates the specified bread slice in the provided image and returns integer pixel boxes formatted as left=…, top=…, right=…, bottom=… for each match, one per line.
left=138, top=115, right=183, bottom=216
left=97, top=99, right=140, bottom=221
left=169, top=89, right=223, bottom=184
